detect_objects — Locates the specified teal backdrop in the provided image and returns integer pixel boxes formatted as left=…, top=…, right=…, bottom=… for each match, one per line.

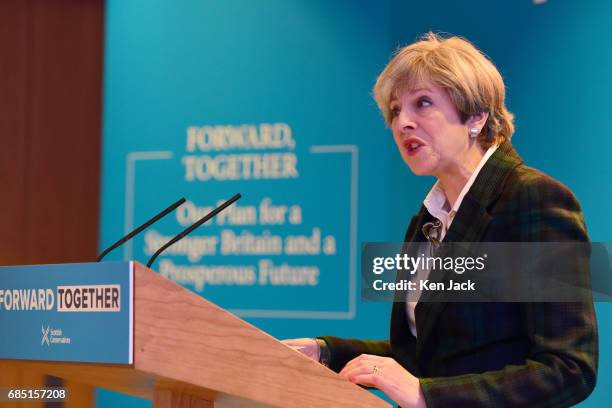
left=99, top=0, right=611, bottom=406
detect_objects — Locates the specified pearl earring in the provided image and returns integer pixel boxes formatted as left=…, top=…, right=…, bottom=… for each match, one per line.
left=469, top=127, right=479, bottom=138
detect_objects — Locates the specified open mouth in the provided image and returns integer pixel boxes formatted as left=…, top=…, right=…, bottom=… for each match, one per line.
left=404, top=140, right=425, bottom=155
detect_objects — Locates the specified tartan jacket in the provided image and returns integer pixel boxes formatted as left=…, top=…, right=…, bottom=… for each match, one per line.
left=320, top=142, right=598, bottom=407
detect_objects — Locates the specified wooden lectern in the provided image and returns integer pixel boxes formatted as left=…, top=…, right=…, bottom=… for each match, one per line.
left=1, top=263, right=390, bottom=407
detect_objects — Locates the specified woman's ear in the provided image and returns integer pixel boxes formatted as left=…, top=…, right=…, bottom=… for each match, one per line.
left=467, top=112, right=489, bottom=130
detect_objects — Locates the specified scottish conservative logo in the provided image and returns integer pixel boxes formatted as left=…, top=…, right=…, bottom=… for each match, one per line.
left=40, top=324, right=71, bottom=346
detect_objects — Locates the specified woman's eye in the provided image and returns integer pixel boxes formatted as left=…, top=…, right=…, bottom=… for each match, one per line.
left=390, top=106, right=401, bottom=117
left=417, top=98, right=432, bottom=108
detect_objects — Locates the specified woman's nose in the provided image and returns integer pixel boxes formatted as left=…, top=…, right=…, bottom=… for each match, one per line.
left=396, top=109, right=417, bottom=131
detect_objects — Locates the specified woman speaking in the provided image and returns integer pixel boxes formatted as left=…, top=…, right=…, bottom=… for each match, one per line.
left=284, top=33, right=598, bottom=407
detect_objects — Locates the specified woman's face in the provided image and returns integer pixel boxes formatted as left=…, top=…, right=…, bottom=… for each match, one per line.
left=390, top=82, right=476, bottom=177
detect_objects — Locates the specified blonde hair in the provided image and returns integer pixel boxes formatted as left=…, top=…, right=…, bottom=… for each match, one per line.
left=373, top=32, right=515, bottom=148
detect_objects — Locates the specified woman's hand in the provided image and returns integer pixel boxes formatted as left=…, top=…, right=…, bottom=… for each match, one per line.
left=339, top=354, right=427, bottom=408
left=281, top=338, right=320, bottom=362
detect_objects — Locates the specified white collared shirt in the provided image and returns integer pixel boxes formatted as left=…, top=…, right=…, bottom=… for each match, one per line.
left=406, top=144, right=498, bottom=337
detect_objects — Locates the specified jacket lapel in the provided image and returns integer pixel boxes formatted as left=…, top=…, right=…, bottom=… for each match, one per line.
left=393, top=210, right=428, bottom=302
left=405, top=209, right=428, bottom=243
left=412, top=142, right=523, bottom=355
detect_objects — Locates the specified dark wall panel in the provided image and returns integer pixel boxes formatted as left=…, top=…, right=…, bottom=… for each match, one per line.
left=23, top=0, right=104, bottom=263
left=0, top=0, right=104, bottom=266
left=0, top=1, right=28, bottom=264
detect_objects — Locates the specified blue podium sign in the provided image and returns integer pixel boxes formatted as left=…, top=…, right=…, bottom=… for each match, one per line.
left=0, top=262, right=133, bottom=364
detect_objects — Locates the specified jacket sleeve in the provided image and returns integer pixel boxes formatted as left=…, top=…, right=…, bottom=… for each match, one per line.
left=420, top=174, right=598, bottom=408
left=316, top=336, right=392, bottom=373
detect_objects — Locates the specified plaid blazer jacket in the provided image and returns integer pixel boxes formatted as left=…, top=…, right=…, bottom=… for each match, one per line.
left=321, top=142, right=598, bottom=407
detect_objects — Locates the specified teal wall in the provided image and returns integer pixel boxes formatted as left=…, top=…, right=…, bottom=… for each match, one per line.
left=100, top=0, right=611, bottom=406
left=100, top=0, right=394, bottom=406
